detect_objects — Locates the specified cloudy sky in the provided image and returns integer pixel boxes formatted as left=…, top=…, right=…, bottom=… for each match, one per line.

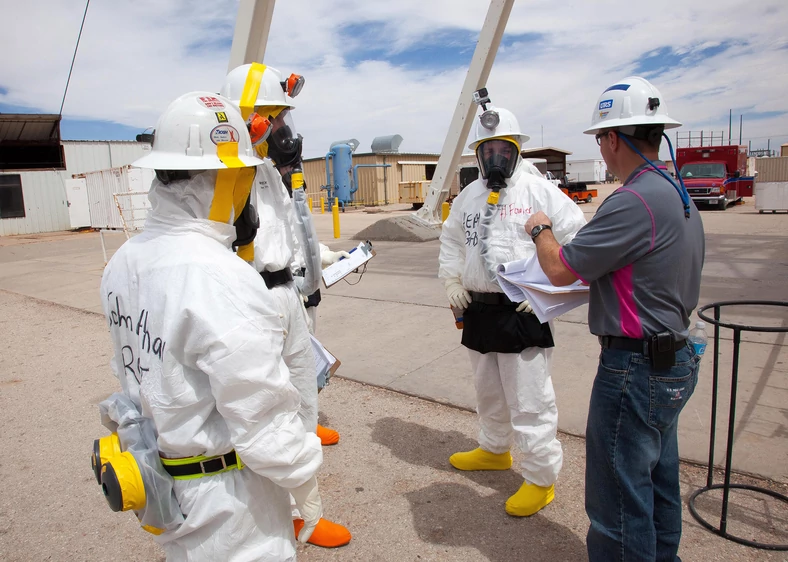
left=2, top=0, right=787, bottom=160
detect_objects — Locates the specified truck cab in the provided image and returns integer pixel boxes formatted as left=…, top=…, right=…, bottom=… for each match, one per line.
left=677, top=145, right=754, bottom=210
left=543, top=171, right=561, bottom=187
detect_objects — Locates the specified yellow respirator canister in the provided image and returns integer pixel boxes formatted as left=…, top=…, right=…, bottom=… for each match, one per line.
left=94, top=392, right=184, bottom=535
left=100, top=451, right=147, bottom=512
left=91, top=433, right=121, bottom=484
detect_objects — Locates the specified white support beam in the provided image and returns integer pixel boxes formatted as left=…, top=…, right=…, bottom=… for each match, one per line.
left=227, top=0, right=277, bottom=71
left=414, top=0, right=514, bottom=225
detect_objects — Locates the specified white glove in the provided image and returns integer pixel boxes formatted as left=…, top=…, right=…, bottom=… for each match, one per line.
left=516, top=300, right=533, bottom=314
left=289, top=476, right=323, bottom=543
left=444, top=278, right=471, bottom=310
left=321, top=248, right=352, bottom=267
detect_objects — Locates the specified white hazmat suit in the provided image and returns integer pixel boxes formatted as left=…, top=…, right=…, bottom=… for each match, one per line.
left=101, top=171, right=323, bottom=561
left=439, top=158, right=586, bottom=487
left=251, top=159, right=320, bottom=433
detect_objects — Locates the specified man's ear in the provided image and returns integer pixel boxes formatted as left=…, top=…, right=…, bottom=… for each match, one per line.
left=608, top=131, right=619, bottom=152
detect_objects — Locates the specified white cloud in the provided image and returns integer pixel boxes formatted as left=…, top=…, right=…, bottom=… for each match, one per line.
left=2, top=0, right=787, bottom=159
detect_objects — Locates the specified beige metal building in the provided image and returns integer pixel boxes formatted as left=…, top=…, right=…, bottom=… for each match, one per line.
left=301, top=152, right=477, bottom=208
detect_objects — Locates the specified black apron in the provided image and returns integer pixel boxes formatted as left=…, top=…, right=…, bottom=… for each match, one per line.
left=461, top=299, right=554, bottom=354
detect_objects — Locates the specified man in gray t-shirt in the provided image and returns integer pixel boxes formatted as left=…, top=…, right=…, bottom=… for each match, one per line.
left=559, top=160, right=704, bottom=340
left=524, top=76, right=703, bottom=562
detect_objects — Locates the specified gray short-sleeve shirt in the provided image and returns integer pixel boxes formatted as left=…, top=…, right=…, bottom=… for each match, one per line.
left=560, top=162, right=705, bottom=339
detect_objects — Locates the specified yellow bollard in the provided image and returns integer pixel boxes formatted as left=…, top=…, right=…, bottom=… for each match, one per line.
left=307, top=197, right=313, bottom=213
left=332, top=198, right=340, bottom=239
left=441, top=201, right=451, bottom=223
left=320, top=196, right=325, bottom=214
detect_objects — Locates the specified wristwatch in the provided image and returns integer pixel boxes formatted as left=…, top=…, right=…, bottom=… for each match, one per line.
left=529, top=224, right=552, bottom=240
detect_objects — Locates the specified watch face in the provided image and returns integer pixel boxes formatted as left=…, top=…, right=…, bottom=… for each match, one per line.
left=531, top=224, right=550, bottom=239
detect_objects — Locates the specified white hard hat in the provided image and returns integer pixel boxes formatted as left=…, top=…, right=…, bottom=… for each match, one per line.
left=221, top=63, right=296, bottom=114
left=132, top=91, right=263, bottom=170
left=468, top=106, right=530, bottom=151
left=584, top=76, right=682, bottom=135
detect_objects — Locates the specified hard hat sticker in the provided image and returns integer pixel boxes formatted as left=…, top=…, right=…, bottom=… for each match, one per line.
left=598, top=99, right=614, bottom=110
left=215, top=111, right=228, bottom=123
left=210, top=125, right=239, bottom=144
left=198, top=96, right=225, bottom=110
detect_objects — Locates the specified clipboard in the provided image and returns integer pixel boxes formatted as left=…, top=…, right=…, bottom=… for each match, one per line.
left=310, top=335, right=341, bottom=381
left=321, top=241, right=376, bottom=288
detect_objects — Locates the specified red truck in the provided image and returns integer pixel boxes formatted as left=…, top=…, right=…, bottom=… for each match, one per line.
left=676, top=145, right=754, bottom=210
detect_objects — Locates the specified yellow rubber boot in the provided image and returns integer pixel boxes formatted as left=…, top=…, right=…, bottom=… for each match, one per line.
left=505, top=482, right=555, bottom=517
left=449, top=448, right=512, bottom=471
left=316, top=424, right=340, bottom=446
left=294, top=518, right=352, bottom=548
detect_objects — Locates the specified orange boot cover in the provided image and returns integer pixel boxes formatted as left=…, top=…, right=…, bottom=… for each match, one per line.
left=294, top=517, right=352, bottom=548
left=316, top=424, right=340, bottom=446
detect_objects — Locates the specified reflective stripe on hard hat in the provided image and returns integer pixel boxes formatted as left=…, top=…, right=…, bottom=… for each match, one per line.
left=240, top=63, right=267, bottom=121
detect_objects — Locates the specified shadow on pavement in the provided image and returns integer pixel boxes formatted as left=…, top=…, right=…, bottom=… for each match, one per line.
left=372, top=417, right=588, bottom=562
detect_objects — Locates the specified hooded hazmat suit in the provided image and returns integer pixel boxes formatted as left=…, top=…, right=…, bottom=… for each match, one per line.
left=100, top=170, right=323, bottom=561
left=439, top=158, right=586, bottom=487
left=250, top=159, right=320, bottom=433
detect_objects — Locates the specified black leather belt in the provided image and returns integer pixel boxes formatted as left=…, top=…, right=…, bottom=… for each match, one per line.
left=260, top=268, right=293, bottom=289
left=469, top=291, right=515, bottom=305
left=162, top=451, right=240, bottom=478
left=599, top=335, right=687, bottom=356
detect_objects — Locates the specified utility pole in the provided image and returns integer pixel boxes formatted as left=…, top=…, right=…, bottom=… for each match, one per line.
left=728, top=109, right=732, bottom=146
left=738, top=115, right=743, bottom=146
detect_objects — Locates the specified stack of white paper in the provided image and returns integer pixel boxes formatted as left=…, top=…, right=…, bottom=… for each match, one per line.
left=496, top=254, right=589, bottom=323
left=310, top=335, right=339, bottom=382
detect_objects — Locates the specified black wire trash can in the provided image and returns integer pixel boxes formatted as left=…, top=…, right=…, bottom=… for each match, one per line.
left=688, top=300, right=788, bottom=551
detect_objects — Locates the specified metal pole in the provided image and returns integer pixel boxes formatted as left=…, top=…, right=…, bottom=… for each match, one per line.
left=414, top=0, right=515, bottom=225
left=228, top=0, right=276, bottom=70
left=728, top=109, right=732, bottom=146
left=706, top=305, right=721, bottom=488
left=739, top=115, right=743, bottom=146
left=720, top=328, right=742, bottom=535
left=383, top=155, right=388, bottom=205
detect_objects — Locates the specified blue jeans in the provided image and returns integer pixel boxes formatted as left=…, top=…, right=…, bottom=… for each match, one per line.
left=586, top=344, right=699, bottom=562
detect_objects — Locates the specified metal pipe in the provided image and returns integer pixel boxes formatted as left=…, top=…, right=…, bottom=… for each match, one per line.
left=383, top=155, right=388, bottom=204
left=352, top=164, right=391, bottom=196
left=325, top=152, right=333, bottom=192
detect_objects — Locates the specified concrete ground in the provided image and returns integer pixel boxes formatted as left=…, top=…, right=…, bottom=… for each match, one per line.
left=1, top=290, right=786, bottom=561
left=1, top=187, right=787, bottom=560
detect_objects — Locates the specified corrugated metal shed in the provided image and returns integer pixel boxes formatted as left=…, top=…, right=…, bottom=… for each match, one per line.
left=0, top=141, right=151, bottom=236
left=755, top=156, right=788, bottom=183
left=302, top=152, right=477, bottom=207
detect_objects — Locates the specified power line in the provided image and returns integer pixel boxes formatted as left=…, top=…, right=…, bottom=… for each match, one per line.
left=59, top=0, right=91, bottom=116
